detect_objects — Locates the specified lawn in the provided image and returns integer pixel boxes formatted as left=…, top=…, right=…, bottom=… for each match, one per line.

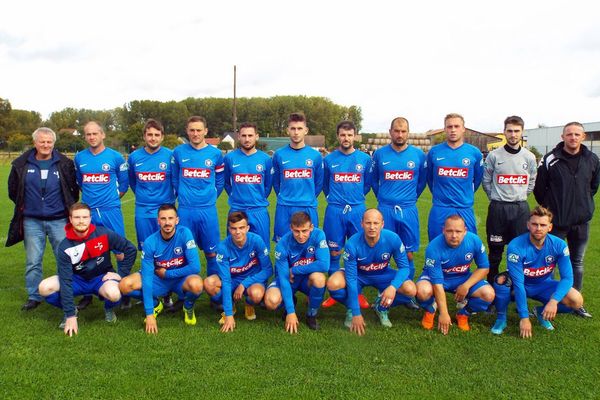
left=1, top=162, right=599, bottom=399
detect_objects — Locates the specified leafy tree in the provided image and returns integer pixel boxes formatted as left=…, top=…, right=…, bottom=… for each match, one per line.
left=162, top=134, right=182, bottom=150
left=217, top=141, right=233, bottom=151
left=7, top=132, right=31, bottom=151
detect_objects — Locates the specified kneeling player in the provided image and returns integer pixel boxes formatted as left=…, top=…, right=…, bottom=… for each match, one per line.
left=416, top=215, right=495, bottom=334
left=38, top=203, right=137, bottom=336
left=264, top=212, right=329, bottom=333
left=329, top=209, right=417, bottom=335
left=491, top=206, right=585, bottom=338
left=119, top=204, right=203, bottom=334
left=204, top=211, right=273, bottom=333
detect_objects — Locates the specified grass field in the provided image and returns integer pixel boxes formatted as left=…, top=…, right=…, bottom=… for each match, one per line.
left=1, top=162, right=599, bottom=399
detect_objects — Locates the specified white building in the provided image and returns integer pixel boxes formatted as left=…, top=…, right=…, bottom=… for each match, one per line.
left=525, top=121, right=600, bottom=156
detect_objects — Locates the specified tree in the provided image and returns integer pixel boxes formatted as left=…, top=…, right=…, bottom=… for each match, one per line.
left=217, top=141, right=233, bottom=151
left=7, top=133, right=31, bottom=151
left=162, top=134, right=182, bottom=150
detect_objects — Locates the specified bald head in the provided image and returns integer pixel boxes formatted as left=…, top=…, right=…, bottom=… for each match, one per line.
left=362, top=208, right=384, bottom=242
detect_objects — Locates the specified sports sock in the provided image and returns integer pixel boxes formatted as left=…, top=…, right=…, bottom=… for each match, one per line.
left=418, top=296, right=436, bottom=313
left=308, top=286, right=325, bottom=316
left=328, top=288, right=347, bottom=306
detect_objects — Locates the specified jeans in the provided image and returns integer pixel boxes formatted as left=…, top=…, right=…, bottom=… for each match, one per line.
left=552, top=222, right=590, bottom=291
left=23, top=217, right=67, bottom=301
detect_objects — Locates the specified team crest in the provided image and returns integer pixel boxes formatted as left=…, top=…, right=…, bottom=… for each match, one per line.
left=263, top=248, right=269, bottom=256
left=425, top=258, right=435, bottom=267
left=205, top=159, right=213, bottom=167
left=305, top=159, right=313, bottom=167
left=159, top=162, right=167, bottom=170
left=119, top=163, right=128, bottom=171
left=102, top=163, right=110, bottom=171
left=249, top=250, right=256, bottom=259
left=174, top=247, right=183, bottom=255
left=319, top=240, right=328, bottom=248
left=274, top=251, right=282, bottom=260
left=508, top=253, right=519, bottom=263
left=465, top=253, right=473, bottom=261
left=256, top=164, right=264, bottom=172
left=424, top=160, right=428, bottom=168
left=563, top=247, right=570, bottom=256
left=216, top=254, right=224, bottom=262
left=522, top=163, right=528, bottom=170
left=400, top=243, right=405, bottom=253
left=407, top=161, right=415, bottom=169
left=382, top=253, right=390, bottom=261
left=307, top=246, right=315, bottom=254
left=462, top=158, right=470, bottom=166
left=356, top=164, right=364, bottom=172
left=186, top=240, right=196, bottom=249
left=545, top=255, right=555, bottom=265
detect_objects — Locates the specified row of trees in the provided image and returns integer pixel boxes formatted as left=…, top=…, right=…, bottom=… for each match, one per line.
left=0, top=96, right=362, bottom=152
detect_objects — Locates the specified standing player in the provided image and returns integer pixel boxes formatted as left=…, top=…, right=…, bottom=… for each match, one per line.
left=534, top=122, right=599, bottom=318
left=128, top=119, right=175, bottom=250
left=171, top=116, right=224, bottom=277
left=491, top=206, right=585, bottom=337
left=416, top=215, right=495, bottom=334
left=482, top=116, right=537, bottom=284
left=204, top=211, right=273, bottom=332
left=328, top=209, right=416, bottom=335
left=426, top=113, right=483, bottom=240
left=371, top=117, right=427, bottom=279
left=38, top=203, right=137, bottom=336
left=264, top=212, right=329, bottom=333
left=322, top=120, right=372, bottom=309
left=74, top=121, right=129, bottom=310
left=119, top=204, right=203, bottom=333
left=272, top=113, right=323, bottom=242
left=223, top=122, right=273, bottom=247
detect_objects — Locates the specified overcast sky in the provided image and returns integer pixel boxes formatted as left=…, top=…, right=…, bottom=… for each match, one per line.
left=1, top=0, right=599, bottom=133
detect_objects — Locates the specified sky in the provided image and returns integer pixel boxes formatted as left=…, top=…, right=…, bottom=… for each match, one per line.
left=1, top=0, right=599, bottom=133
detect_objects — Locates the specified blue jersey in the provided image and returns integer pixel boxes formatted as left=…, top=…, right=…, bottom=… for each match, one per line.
left=343, top=230, right=410, bottom=316
left=422, top=231, right=488, bottom=285
left=323, top=149, right=372, bottom=206
left=272, top=145, right=323, bottom=207
left=223, top=149, right=273, bottom=209
left=506, top=233, right=573, bottom=319
left=372, top=144, right=427, bottom=207
left=426, top=142, right=483, bottom=208
left=141, top=226, right=201, bottom=316
left=128, top=147, right=175, bottom=216
left=216, top=232, right=273, bottom=316
left=74, top=147, right=128, bottom=209
left=274, top=228, right=329, bottom=314
left=171, top=143, right=224, bottom=207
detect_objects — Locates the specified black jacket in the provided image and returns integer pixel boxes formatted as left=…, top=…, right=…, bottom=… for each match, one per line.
left=6, top=149, right=79, bottom=246
left=533, top=142, right=600, bottom=227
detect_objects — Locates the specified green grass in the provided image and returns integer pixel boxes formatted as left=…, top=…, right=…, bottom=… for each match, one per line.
left=1, top=163, right=599, bottom=399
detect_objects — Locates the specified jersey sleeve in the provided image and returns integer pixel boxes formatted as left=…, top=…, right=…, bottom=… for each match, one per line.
left=141, top=240, right=157, bottom=316
left=416, top=151, right=427, bottom=198
left=343, top=242, right=361, bottom=316
left=482, top=152, right=494, bottom=199
left=426, top=150, right=434, bottom=193
left=216, top=243, right=234, bottom=317
left=526, top=152, right=537, bottom=195
left=533, top=157, right=548, bottom=205
left=275, top=243, right=295, bottom=315
left=106, top=229, right=137, bottom=276
left=553, top=240, right=574, bottom=303
left=215, top=151, right=225, bottom=198
left=290, top=232, right=329, bottom=275
left=390, top=236, right=410, bottom=289
left=313, top=153, right=324, bottom=197
left=57, top=247, right=77, bottom=318
left=116, top=152, right=129, bottom=195
left=164, top=230, right=201, bottom=278
left=128, top=152, right=137, bottom=194
left=370, top=152, right=380, bottom=197
left=272, top=153, right=280, bottom=195
left=473, top=236, right=490, bottom=270
left=223, top=155, right=232, bottom=196
left=264, top=156, right=273, bottom=198
left=507, top=245, right=529, bottom=319
left=322, top=157, right=331, bottom=197
left=170, top=151, right=180, bottom=197
left=241, top=238, right=273, bottom=288
left=74, top=153, right=83, bottom=187
left=473, top=150, right=483, bottom=192
left=423, top=245, right=444, bottom=285
left=363, top=155, right=374, bottom=196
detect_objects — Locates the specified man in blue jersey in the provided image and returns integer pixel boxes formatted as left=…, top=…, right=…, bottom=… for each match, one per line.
left=322, top=120, right=372, bottom=309
left=272, top=113, right=323, bottom=242
left=128, top=119, right=175, bottom=250
left=119, top=204, right=203, bottom=334
left=372, top=117, right=427, bottom=281
left=223, top=122, right=273, bottom=248
left=416, top=215, right=495, bottom=334
left=204, top=211, right=273, bottom=332
left=491, top=206, right=585, bottom=338
left=74, top=121, right=130, bottom=310
left=328, top=209, right=417, bottom=335
left=426, top=113, right=483, bottom=240
left=38, top=203, right=137, bottom=336
left=264, top=212, right=328, bottom=332
left=171, top=116, right=224, bottom=279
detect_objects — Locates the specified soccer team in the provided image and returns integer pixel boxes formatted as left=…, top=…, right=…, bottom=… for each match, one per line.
left=8, top=112, right=598, bottom=338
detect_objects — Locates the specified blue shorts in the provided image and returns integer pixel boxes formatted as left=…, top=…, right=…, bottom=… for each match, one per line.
left=273, top=204, right=318, bottom=242
left=91, top=207, right=125, bottom=237
left=323, top=204, right=365, bottom=252
left=418, top=272, right=489, bottom=297
left=71, top=273, right=116, bottom=299
left=268, top=274, right=312, bottom=296
left=427, top=205, right=477, bottom=241
left=179, top=206, right=220, bottom=253
left=379, top=204, right=420, bottom=252
left=229, top=207, right=271, bottom=250
left=134, top=216, right=160, bottom=250
left=356, top=268, right=404, bottom=293
left=144, top=274, right=190, bottom=299
left=525, top=279, right=559, bottom=305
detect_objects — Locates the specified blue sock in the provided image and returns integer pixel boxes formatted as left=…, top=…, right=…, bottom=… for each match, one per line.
left=418, top=296, right=436, bottom=313
left=184, top=291, right=200, bottom=310
left=44, top=292, right=62, bottom=309
left=206, top=256, right=218, bottom=276
left=329, top=288, right=348, bottom=306
left=557, top=303, right=573, bottom=313
left=463, top=297, right=491, bottom=314
left=329, top=253, right=341, bottom=273
left=493, top=282, right=511, bottom=321
left=308, top=286, right=325, bottom=316
left=128, top=289, right=142, bottom=300
left=210, top=291, right=223, bottom=305
left=104, top=299, right=119, bottom=310
left=391, top=293, right=411, bottom=308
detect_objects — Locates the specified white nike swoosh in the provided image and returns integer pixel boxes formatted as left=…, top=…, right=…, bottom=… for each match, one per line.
left=331, top=164, right=340, bottom=168
left=523, top=261, right=533, bottom=265
left=230, top=257, right=237, bottom=262
left=441, top=260, right=450, bottom=264
left=182, top=158, right=190, bottom=162
left=282, top=160, right=291, bottom=165
left=135, top=163, right=143, bottom=167
left=209, top=245, right=216, bottom=250
left=232, top=164, right=241, bottom=168
left=436, top=157, right=445, bottom=161
left=357, top=257, right=367, bottom=261
left=290, top=253, right=298, bottom=258
left=382, top=161, right=391, bottom=165
left=79, top=164, right=87, bottom=168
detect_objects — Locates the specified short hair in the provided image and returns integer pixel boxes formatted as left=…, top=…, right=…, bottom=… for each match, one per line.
left=530, top=205, right=553, bottom=221
left=288, top=112, right=307, bottom=124
left=84, top=121, right=105, bottom=134
left=238, top=122, right=258, bottom=133
left=187, top=115, right=207, bottom=128
left=444, top=113, right=465, bottom=125
left=158, top=203, right=177, bottom=215
left=69, top=202, right=91, bottom=216
left=144, top=119, right=164, bottom=135
left=503, top=116, right=524, bottom=130
left=32, top=127, right=56, bottom=142
left=290, top=211, right=312, bottom=227
left=389, top=117, right=409, bottom=131
left=563, top=121, right=585, bottom=133
left=336, top=120, right=356, bottom=134
left=228, top=211, right=249, bottom=225
left=444, top=214, right=465, bottom=226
